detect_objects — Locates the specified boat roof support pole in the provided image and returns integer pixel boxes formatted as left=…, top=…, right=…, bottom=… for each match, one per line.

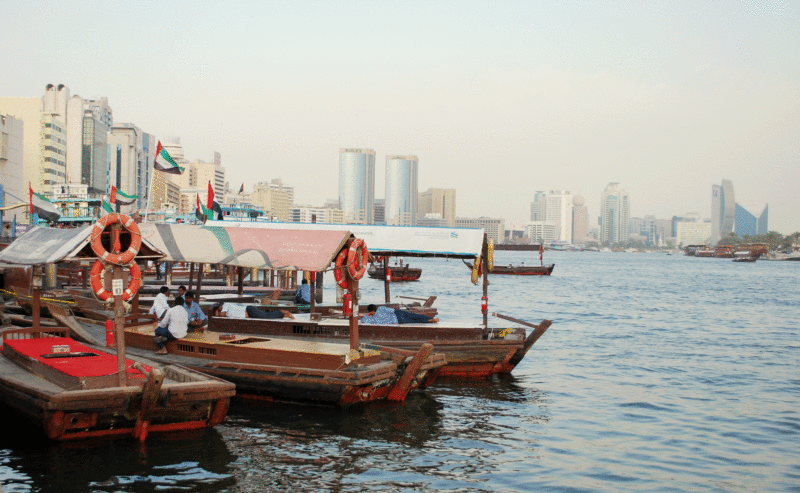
left=188, top=262, right=195, bottom=291
left=482, top=233, right=489, bottom=329
left=237, top=267, right=244, bottom=297
left=196, top=263, right=204, bottom=300
left=349, top=279, right=360, bottom=351
left=384, top=255, right=391, bottom=303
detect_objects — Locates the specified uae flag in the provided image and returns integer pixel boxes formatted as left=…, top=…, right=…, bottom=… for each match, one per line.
left=101, top=195, right=114, bottom=214
left=153, top=141, right=184, bottom=174
left=207, top=182, right=223, bottom=220
left=110, top=185, right=138, bottom=206
left=196, top=194, right=207, bottom=222
left=29, top=184, right=61, bottom=223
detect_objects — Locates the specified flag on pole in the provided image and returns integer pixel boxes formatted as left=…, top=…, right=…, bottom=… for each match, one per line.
left=238, top=183, right=244, bottom=194
left=110, top=185, right=138, bottom=206
left=101, top=195, right=114, bottom=214
left=206, top=182, right=223, bottom=220
left=207, top=181, right=215, bottom=211
left=195, top=193, right=207, bottom=222
left=29, top=183, right=61, bottom=223
left=153, top=141, right=184, bottom=174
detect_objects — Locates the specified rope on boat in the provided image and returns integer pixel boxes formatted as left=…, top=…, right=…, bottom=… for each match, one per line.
left=0, top=288, right=77, bottom=304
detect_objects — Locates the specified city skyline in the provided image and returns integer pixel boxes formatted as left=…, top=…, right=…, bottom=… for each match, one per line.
left=1, top=2, right=797, bottom=233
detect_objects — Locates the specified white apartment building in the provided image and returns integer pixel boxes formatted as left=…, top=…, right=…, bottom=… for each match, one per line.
left=252, top=179, right=292, bottom=222
left=525, top=222, right=560, bottom=244
left=600, top=182, right=630, bottom=244
left=0, top=113, right=25, bottom=209
left=676, top=221, right=712, bottom=246
left=456, top=217, right=505, bottom=244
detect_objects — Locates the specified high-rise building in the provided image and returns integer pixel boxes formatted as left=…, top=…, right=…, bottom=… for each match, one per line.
left=546, top=190, right=573, bottom=244
left=373, top=199, right=385, bottom=224
left=642, top=215, right=657, bottom=245
left=338, top=148, right=375, bottom=224
left=711, top=180, right=735, bottom=244
left=384, top=153, right=418, bottom=226
left=66, top=95, right=112, bottom=192
left=600, top=182, right=630, bottom=244
left=192, top=158, right=226, bottom=199
left=530, top=191, right=546, bottom=221
left=108, top=123, right=145, bottom=204
left=0, top=98, right=42, bottom=194
left=734, top=203, right=768, bottom=236
left=252, top=179, right=291, bottom=222
left=572, top=195, right=588, bottom=244
left=0, top=113, right=24, bottom=212
left=418, top=188, right=456, bottom=227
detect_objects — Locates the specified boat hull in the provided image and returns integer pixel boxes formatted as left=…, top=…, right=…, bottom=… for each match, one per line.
left=0, top=328, right=234, bottom=441
left=367, top=265, right=422, bottom=282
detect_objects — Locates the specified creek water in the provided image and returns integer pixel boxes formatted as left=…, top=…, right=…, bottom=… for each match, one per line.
left=1, top=251, right=797, bottom=492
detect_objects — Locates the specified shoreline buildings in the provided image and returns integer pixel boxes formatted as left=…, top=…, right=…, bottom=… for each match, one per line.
left=418, top=188, right=456, bottom=227
left=338, top=148, right=375, bottom=224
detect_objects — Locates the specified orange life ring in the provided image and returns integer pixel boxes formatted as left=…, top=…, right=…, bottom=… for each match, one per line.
left=333, top=249, right=349, bottom=289
left=90, top=213, right=142, bottom=265
left=90, top=259, right=142, bottom=301
left=347, top=238, right=368, bottom=281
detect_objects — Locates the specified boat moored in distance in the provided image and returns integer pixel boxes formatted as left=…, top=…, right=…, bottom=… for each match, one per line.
left=367, top=259, right=422, bottom=282
left=465, top=261, right=555, bottom=276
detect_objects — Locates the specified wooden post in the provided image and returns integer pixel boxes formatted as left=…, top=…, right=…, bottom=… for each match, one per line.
left=196, top=263, right=205, bottom=299
left=384, top=255, right=391, bottom=303
left=349, top=280, right=359, bottom=351
left=237, top=266, right=244, bottom=297
left=31, top=285, right=41, bottom=330
left=165, top=261, right=172, bottom=287
left=112, top=265, right=127, bottom=388
left=482, top=233, right=489, bottom=329
left=315, top=270, right=323, bottom=303
left=188, top=262, right=195, bottom=291
left=309, top=272, right=316, bottom=312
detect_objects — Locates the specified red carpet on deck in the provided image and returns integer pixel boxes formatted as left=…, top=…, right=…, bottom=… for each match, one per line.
left=4, top=337, right=150, bottom=379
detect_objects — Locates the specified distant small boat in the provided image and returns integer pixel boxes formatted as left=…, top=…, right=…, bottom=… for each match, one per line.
left=464, top=261, right=555, bottom=276
left=368, top=260, right=422, bottom=282
left=732, top=256, right=757, bottom=263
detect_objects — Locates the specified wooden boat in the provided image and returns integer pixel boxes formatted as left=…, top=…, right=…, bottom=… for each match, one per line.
left=464, top=261, right=555, bottom=276
left=732, top=256, right=757, bottom=262
left=367, top=261, right=422, bottom=282
left=0, top=324, right=234, bottom=441
left=51, top=305, right=446, bottom=407
left=207, top=311, right=550, bottom=378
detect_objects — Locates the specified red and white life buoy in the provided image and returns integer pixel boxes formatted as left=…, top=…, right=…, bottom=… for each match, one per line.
left=347, top=238, right=368, bottom=281
left=333, top=249, right=349, bottom=289
left=90, top=259, right=142, bottom=301
left=90, top=213, right=142, bottom=265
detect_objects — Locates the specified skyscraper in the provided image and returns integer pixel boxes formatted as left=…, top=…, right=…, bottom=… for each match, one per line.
left=338, top=148, right=375, bottom=224
left=545, top=190, right=573, bottom=244
left=711, top=179, right=735, bottom=244
left=66, top=95, right=113, bottom=191
left=734, top=203, right=768, bottom=236
left=572, top=195, right=588, bottom=244
left=600, top=182, right=630, bottom=244
left=530, top=191, right=546, bottom=221
left=384, top=155, right=418, bottom=226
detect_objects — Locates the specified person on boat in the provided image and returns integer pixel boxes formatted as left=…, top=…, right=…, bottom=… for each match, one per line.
left=153, top=297, right=188, bottom=354
left=183, top=290, right=207, bottom=330
left=212, top=302, right=294, bottom=320
left=360, top=304, right=439, bottom=324
left=174, top=285, right=187, bottom=305
left=149, top=286, right=170, bottom=319
left=294, top=278, right=312, bottom=305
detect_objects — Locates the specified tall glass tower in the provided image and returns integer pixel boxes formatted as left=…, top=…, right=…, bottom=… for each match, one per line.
left=600, top=182, right=630, bottom=244
left=338, top=148, right=375, bottom=224
left=384, top=155, right=418, bottom=226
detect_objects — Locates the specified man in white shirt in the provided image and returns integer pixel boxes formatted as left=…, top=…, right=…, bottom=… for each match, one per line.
left=149, top=286, right=170, bottom=319
left=153, top=297, right=189, bottom=354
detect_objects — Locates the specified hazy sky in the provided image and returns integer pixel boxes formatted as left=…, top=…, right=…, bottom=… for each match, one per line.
left=2, top=1, right=798, bottom=233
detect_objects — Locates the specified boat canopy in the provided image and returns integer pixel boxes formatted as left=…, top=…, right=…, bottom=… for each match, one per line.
left=138, top=223, right=352, bottom=271
left=0, top=223, right=353, bottom=271
left=0, top=225, right=163, bottom=266
left=207, top=221, right=485, bottom=259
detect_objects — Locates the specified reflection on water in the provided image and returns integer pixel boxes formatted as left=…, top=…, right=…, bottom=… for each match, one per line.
left=0, top=407, right=236, bottom=492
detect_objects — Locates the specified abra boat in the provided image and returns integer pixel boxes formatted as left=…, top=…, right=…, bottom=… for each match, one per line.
left=464, top=261, right=555, bottom=276
left=367, top=259, right=422, bottom=282
left=0, top=325, right=233, bottom=441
